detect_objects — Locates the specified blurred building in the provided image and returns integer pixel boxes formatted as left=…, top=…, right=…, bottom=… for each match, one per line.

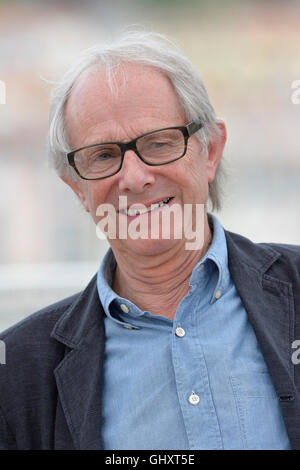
left=0, top=0, right=299, bottom=329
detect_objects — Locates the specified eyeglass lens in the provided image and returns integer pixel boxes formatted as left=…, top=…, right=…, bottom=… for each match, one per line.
left=73, top=128, right=185, bottom=179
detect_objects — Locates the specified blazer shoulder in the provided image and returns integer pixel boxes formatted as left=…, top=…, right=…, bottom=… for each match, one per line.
left=0, top=292, right=83, bottom=448
left=0, top=292, right=81, bottom=349
left=225, top=229, right=300, bottom=281
left=259, top=241, right=300, bottom=278
left=0, top=292, right=84, bottom=410
left=260, top=241, right=300, bottom=260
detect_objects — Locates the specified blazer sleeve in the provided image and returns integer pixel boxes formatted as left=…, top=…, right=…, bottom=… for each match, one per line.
left=0, top=405, right=17, bottom=450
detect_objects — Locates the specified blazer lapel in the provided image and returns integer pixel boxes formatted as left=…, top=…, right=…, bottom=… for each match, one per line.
left=51, top=276, right=105, bottom=449
left=225, top=230, right=300, bottom=448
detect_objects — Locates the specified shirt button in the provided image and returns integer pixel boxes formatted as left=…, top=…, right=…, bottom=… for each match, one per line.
left=197, top=264, right=204, bottom=271
left=175, top=326, right=186, bottom=338
left=123, top=324, right=133, bottom=329
left=120, top=303, right=129, bottom=313
left=215, top=289, right=222, bottom=300
left=189, top=392, right=200, bottom=406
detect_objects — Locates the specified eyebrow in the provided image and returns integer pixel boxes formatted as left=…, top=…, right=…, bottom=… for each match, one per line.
left=81, top=124, right=185, bottom=146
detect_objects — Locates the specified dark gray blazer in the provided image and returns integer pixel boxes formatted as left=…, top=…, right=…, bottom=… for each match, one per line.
left=0, top=230, right=299, bottom=450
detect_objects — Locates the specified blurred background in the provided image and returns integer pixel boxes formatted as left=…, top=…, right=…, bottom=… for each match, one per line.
left=0, top=0, right=299, bottom=330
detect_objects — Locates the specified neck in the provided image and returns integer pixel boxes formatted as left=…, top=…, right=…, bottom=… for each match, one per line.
left=112, top=217, right=212, bottom=320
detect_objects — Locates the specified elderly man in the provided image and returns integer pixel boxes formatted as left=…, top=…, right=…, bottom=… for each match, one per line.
left=0, top=31, right=299, bottom=450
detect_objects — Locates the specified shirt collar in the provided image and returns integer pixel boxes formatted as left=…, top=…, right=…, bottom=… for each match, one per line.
left=97, top=248, right=116, bottom=318
left=97, top=249, right=143, bottom=328
left=191, top=213, right=230, bottom=303
left=97, top=213, right=230, bottom=322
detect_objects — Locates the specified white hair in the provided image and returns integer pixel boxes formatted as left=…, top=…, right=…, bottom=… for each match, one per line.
left=47, top=30, right=225, bottom=210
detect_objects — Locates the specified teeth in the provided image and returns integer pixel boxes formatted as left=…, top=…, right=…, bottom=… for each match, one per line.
left=124, top=197, right=171, bottom=216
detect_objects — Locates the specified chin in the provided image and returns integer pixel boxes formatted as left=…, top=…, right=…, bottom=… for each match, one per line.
left=113, top=236, right=181, bottom=257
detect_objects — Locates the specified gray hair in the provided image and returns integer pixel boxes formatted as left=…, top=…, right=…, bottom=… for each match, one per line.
left=47, top=30, right=225, bottom=210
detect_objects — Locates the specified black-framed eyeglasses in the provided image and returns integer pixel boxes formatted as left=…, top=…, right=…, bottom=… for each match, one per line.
left=66, top=120, right=204, bottom=180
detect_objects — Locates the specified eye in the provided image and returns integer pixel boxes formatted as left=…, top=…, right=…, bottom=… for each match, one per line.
left=94, top=152, right=113, bottom=161
left=149, top=138, right=176, bottom=150
left=88, top=146, right=120, bottom=162
left=151, top=141, right=169, bottom=149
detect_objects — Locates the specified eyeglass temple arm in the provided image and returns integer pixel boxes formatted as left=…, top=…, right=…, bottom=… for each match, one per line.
left=186, top=120, right=204, bottom=136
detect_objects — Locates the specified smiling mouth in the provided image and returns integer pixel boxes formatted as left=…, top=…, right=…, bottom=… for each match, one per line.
left=120, top=197, right=173, bottom=217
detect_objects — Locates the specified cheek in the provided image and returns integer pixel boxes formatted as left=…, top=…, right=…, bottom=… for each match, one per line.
left=184, top=150, right=208, bottom=184
left=83, top=183, right=108, bottom=215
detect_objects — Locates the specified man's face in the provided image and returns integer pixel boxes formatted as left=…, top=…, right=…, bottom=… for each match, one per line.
left=63, top=64, right=225, bottom=257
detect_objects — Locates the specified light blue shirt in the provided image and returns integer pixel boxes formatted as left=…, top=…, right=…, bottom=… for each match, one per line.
left=97, top=215, right=290, bottom=450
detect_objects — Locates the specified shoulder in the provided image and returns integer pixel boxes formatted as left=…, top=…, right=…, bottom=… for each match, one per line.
left=0, top=292, right=81, bottom=449
left=0, top=271, right=101, bottom=369
left=226, top=229, right=299, bottom=253
left=260, top=242, right=300, bottom=284
left=0, top=292, right=83, bottom=431
left=225, top=229, right=300, bottom=259
left=260, top=241, right=300, bottom=262
left=0, top=292, right=81, bottom=387
left=225, top=229, right=300, bottom=282
left=0, top=292, right=80, bottom=344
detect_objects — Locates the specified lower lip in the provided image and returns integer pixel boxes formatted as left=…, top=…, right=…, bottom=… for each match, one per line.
left=119, top=198, right=174, bottom=221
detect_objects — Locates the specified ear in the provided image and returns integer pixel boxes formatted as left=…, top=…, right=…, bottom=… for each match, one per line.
left=206, top=119, right=227, bottom=183
left=60, top=175, right=90, bottom=213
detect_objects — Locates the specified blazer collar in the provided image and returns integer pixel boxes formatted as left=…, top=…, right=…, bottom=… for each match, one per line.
left=225, top=229, right=281, bottom=273
left=225, top=230, right=300, bottom=448
left=51, top=275, right=105, bottom=449
left=224, top=229, right=293, bottom=388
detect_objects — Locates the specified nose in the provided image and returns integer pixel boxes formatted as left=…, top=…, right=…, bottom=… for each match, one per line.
left=118, top=150, right=155, bottom=193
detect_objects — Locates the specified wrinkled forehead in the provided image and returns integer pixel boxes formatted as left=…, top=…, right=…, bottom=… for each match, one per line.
left=65, top=62, right=185, bottom=123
